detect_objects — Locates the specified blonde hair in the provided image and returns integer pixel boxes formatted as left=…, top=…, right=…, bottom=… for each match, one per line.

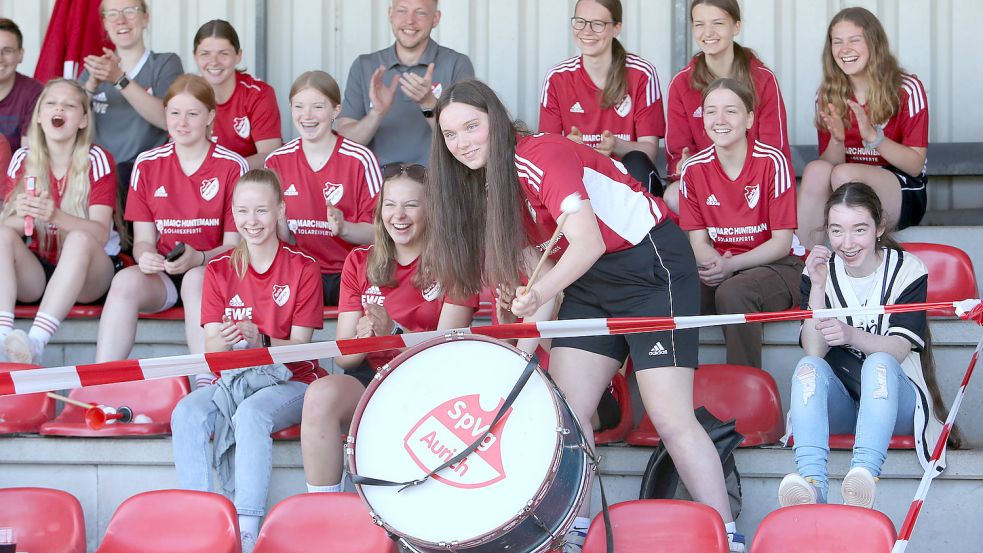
left=100, top=0, right=149, bottom=15
left=1, top=79, right=95, bottom=254
left=230, top=169, right=283, bottom=279
left=817, top=7, right=903, bottom=131
left=289, top=71, right=342, bottom=107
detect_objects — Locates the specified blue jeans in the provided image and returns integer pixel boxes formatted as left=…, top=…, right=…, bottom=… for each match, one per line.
left=789, top=352, right=916, bottom=502
left=171, top=379, right=308, bottom=516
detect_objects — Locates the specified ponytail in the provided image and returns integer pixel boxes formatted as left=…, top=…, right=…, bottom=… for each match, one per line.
left=689, top=43, right=758, bottom=98
left=601, top=39, right=629, bottom=109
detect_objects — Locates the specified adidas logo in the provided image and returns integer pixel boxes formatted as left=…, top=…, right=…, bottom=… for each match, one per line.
left=693, top=106, right=703, bottom=118
left=229, top=295, right=245, bottom=307
left=366, top=286, right=382, bottom=296
left=284, top=184, right=298, bottom=196
left=648, top=342, right=668, bottom=356
left=706, top=194, right=720, bottom=206
left=570, top=102, right=585, bottom=114
left=154, top=186, right=168, bottom=198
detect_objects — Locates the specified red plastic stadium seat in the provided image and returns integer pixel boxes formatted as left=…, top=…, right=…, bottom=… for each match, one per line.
left=594, top=371, right=633, bottom=444
left=829, top=434, right=914, bottom=449
left=97, top=490, right=239, bottom=553
left=0, top=363, right=55, bottom=433
left=902, top=242, right=978, bottom=316
left=15, top=304, right=103, bottom=319
left=627, top=364, right=783, bottom=447
left=40, top=378, right=190, bottom=437
left=254, top=493, right=396, bottom=553
left=271, top=424, right=300, bottom=440
left=749, top=504, right=896, bottom=552
left=0, top=487, right=86, bottom=553
left=582, top=499, right=728, bottom=552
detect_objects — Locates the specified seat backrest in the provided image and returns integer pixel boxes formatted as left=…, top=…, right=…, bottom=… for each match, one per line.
left=695, top=364, right=784, bottom=446
left=254, top=493, right=396, bottom=553
left=0, top=364, right=55, bottom=431
left=96, top=490, right=239, bottom=553
left=59, top=377, right=190, bottom=423
left=902, top=242, right=978, bottom=315
left=0, top=487, right=85, bottom=553
left=750, top=504, right=896, bottom=553
left=583, top=499, right=728, bottom=552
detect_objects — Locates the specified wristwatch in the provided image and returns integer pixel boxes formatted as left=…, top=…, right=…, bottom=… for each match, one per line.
left=421, top=106, right=435, bottom=119
left=114, top=74, right=131, bottom=92
left=863, top=125, right=885, bottom=150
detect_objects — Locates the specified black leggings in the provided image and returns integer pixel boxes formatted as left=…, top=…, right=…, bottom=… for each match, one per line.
left=621, top=150, right=664, bottom=196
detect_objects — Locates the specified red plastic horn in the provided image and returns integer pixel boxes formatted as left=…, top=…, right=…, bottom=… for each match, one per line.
left=84, top=405, right=134, bottom=430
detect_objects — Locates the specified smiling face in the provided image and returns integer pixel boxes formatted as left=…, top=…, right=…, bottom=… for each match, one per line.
left=0, top=30, right=23, bottom=85
left=389, top=0, right=440, bottom=52
left=572, top=0, right=621, bottom=58
left=830, top=20, right=870, bottom=77
left=234, top=180, right=283, bottom=246
left=827, top=203, right=884, bottom=276
left=101, top=0, right=147, bottom=50
left=37, top=82, right=88, bottom=144
left=165, top=92, right=214, bottom=147
left=691, top=3, right=741, bottom=58
left=702, top=86, right=753, bottom=149
left=438, top=102, right=491, bottom=170
left=290, top=87, right=340, bottom=143
left=195, top=36, right=241, bottom=89
left=380, top=175, right=426, bottom=247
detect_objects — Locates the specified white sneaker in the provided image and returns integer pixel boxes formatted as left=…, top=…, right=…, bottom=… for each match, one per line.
left=841, top=467, right=877, bottom=508
left=778, top=473, right=818, bottom=507
left=3, top=330, right=41, bottom=365
left=240, top=532, right=257, bottom=553
left=562, top=527, right=587, bottom=553
left=728, top=532, right=747, bottom=552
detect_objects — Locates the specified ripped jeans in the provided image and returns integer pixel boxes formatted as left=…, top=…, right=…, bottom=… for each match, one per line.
left=788, top=352, right=916, bottom=502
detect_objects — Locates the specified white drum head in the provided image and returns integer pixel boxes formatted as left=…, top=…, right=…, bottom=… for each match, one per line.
left=352, top=338, right=561, bottom=544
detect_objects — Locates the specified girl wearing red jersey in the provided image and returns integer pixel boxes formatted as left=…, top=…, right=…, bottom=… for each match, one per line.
left=679, top=78, right=801, bottom=369
left=171, top=169, right=324, bottom=553
left=796, top=7, right=929, bottom=249
left=300, top=163, right=477, bottom=495
left=95, top=75, right=244, bottom=382
left=539, top=0, right=665, bottom=195
left=430, top=79, right=743, bottom=552
left=194, top=20, right=282, bottom=169
left=265, top=71, right=380, bottom=305
left=0, top=79, right=118, bottom=365
left=665, top=0, right=791, bottom=214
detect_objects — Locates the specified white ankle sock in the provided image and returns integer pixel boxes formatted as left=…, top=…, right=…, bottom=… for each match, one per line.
left=28, top=312, right=59, bottom=347
left=0, top=312, right=13, bottom=339
left=238, top=514, right=261, bottom=537
left=307, top=482, right=342, bottom=493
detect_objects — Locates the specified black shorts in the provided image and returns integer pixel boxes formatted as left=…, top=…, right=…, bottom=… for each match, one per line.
left=322, top=272, right=341, bottom=306
left=27, top=249, right=123, bottom=304
left=345, top=360, right=376, bottom=388
left=552, top=219, right=700, bottom=370
left=886, top=164, right=927, bottom=230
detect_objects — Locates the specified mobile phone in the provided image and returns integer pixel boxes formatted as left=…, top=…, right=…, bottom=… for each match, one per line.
left=165, top=242, right=186, bottom=262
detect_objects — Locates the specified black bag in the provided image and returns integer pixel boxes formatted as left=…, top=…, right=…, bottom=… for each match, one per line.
left=638, top=406, right=744, bottom=518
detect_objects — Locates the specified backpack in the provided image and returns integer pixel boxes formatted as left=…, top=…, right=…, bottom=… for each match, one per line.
left=638, top=406, right=744, bottom=518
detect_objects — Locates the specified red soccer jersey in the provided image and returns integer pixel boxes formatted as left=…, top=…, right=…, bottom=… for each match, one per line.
left=339, top=246, right=479, bottom=370
left=126, top=142, right=246, bottom=255
left=539, top=53, right=666, bottom=150
left=4, top=145, right=117, bottom=264
left=515, top=133, right=668, bottom=258
left=665, top=56, right=792, bottom=178
left=818, top=74, right=929, bottom=168
left=264, top=136, right=382, bottom=274
left=679, top=140, right=797, bottom=256
left=212, top=72, right=282, bottom=159
left=202, top=242, right=326, bottom=383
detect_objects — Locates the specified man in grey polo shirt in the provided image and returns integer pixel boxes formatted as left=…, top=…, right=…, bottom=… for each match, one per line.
left=337, top=0, right=473, bottom=167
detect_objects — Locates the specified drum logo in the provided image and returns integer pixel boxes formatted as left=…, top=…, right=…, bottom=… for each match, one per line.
left=404, top=394, right=512, bottom=489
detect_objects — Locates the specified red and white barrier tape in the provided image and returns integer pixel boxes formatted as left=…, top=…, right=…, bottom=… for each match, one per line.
left=1, top=299, right=978, bottom=398
left=892, top=315, right=983, bottom=552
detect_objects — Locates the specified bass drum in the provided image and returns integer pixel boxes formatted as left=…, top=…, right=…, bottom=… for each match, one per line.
left=348, top=334, right=590, bottom=552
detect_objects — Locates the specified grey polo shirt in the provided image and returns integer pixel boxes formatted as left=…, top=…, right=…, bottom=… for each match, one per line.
left=81, top=50, right=184, bottom=164
left=340, top=39, right=474, bottom=167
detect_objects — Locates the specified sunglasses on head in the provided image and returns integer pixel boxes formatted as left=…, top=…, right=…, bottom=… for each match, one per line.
left=381, top=163, right=427, bottom=182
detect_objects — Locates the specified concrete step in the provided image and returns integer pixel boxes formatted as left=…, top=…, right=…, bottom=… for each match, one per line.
left=1, top=436, right=979, bottom=552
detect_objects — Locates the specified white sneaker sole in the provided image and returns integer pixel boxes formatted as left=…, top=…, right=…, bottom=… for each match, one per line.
left=778, top=473, right=817, bottom=507
left=842, top=467, right=877, bottom=508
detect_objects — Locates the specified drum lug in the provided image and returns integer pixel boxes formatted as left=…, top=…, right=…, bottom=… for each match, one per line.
left=442, top=329, right=468, bottom=340
left=556, top=426, right=570, bottom=435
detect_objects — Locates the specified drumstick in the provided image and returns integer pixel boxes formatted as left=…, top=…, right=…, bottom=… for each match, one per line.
left=525, top=193, right=583, bottom=290
left=46, top=392, right=96, bottom=410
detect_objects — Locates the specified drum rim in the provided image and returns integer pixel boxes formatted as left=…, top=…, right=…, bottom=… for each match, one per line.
left=347, top=333, right=579, bottom=549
